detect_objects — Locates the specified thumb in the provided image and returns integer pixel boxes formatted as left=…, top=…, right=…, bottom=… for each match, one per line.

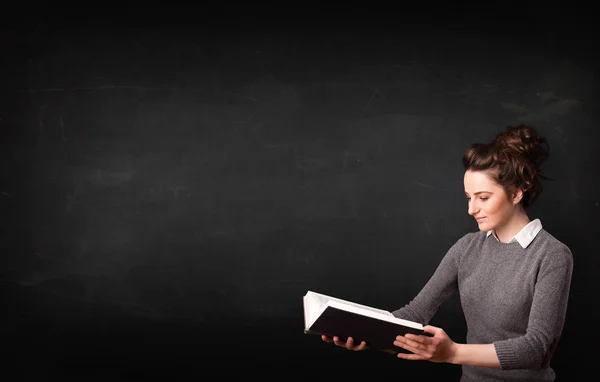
left=423, top=325, right=443, bottom=336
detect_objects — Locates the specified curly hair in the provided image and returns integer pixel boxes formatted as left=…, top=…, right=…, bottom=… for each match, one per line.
left=462, top=124, right=550, bottom=209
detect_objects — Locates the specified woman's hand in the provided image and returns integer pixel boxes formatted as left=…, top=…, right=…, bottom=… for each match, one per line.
left=393, top=325, right=457, bottom=363
left=322, top=335, right=368, bottom=351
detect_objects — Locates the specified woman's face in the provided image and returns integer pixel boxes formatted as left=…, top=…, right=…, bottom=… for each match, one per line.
left=464, top=170, right=520, bottom=233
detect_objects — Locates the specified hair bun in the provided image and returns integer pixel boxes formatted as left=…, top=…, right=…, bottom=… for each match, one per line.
left=494, top=124, right=549, bottom=167
left=463, top=124, right=551, bottom=209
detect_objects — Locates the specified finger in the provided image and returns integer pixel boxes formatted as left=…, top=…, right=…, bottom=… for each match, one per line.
left=395, top=340, right=425, bottom=356
left=405, top=332, right=432, bottom=343
left=333, top=336, right=344, bottom=347
left=423, top=325, right=442, bottom=336
left=355, top=341, right=368, bottom=351
left=394, top=336, right=431, bottom=355
left=345, top=336, right=354, bottom=350
left=321, top=335, right=333, bottom=343
left=398, top=335, right=428, bottom=350
left=397, top=351, right=428, bottom=361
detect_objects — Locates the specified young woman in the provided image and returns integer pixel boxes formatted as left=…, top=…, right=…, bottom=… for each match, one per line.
left=322, top=124, right=574, bottom=381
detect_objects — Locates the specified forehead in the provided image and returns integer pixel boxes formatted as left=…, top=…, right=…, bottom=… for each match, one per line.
left=463, top=170, right=502, bottom=193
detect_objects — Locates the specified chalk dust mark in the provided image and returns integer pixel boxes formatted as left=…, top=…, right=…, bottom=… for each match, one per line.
left=0, top=278, right=167, bottom=320
left=232, top=116, right=254, bottom=124
left=501, top=102, right=529, bottom=114
left=412, top=180, right=444, bottom=192
left=87, top=168, right=134, bottom=187
left=170, top=186, right=190, bottom=199
left=18, top=85, right=180, bottom=92
left=536, top=91, right=555, bottom=102
left=365, top=85, right=380, bottom=109
left=225, top=92, right=259, bottom=102
left=422, top=216, right=432, bottom=236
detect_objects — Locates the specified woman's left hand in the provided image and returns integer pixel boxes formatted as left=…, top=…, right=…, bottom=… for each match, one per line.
left=393, top=325, right=457, bottom=363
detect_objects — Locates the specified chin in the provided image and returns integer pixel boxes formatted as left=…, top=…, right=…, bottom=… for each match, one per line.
left=477, top=221, right=490, bottom=230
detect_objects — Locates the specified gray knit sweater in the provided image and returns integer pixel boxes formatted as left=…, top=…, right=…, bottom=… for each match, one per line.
left=391, top=229, right=573, bottom=381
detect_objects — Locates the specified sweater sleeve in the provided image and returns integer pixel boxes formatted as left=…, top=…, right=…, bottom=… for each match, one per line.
left=493, top=243, right=574, bottom=370
left=390, top=233, right=470, bottom=324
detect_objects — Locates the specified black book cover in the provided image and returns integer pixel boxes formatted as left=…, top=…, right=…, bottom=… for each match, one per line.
left=306, top=306, right=429, bottom=354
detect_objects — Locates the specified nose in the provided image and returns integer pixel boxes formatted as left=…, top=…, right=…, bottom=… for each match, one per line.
left=468, top=200, right=478, bottom=216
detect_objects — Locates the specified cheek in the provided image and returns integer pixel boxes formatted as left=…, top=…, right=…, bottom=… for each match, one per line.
left=486, top=200, right=510, bottom=219
left=484, top=199, right=505, bottom=217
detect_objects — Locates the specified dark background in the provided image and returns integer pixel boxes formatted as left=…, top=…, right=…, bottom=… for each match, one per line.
left=1, top=4, right=597, bottom=381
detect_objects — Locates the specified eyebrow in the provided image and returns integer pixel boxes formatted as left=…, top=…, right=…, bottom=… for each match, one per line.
left=465, top=191, right=492, bottom=195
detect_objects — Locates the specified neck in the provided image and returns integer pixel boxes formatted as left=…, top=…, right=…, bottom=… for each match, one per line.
left=494, top=210, right=530, bottom=243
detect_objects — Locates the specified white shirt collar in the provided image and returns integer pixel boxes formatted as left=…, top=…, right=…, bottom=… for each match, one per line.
left=486, top=218, right=543, bottom=248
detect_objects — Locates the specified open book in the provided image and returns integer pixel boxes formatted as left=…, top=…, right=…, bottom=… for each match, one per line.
left=303, top=290, right=427, bottom=354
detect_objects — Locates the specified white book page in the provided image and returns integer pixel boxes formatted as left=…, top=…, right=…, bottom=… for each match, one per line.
left=303, top=295, right=317, bottom=328
left=304, top=290, right=423, bottom=330
left=327, top=300, right=423, bottom=330
left=320, top=295, right=393, bottom=317
left=304, top=292, right=328, bottom=328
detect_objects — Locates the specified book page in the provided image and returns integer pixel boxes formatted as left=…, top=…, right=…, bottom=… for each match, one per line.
left=307, top=291, right=392, bottom=317
left=304, top=292, right=328, bottom=328
left=303, top=295, right=315, bottom=328
left=327, top=300, right=423, bottom=329
left=304, top=290, right=423, bottom=330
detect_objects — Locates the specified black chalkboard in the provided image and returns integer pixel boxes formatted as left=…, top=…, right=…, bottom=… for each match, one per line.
left=1, top=9, right=597, bottom=381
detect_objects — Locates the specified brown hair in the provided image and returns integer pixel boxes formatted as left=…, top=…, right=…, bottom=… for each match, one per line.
left=462, top=124, right=550, bottom=209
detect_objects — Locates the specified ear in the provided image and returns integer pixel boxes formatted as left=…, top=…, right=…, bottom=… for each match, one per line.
left=512, top=189, right=524, bottom=205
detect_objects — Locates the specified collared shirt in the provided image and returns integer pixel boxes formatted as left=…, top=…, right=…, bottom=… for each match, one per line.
left=486, top=218, right=543, bottom=248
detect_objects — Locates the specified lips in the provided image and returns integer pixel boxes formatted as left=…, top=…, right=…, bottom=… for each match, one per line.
left=476, top=217, right=486, bottom=222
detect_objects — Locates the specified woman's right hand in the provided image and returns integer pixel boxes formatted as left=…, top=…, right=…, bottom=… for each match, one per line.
left=321, top=335, right=368, bottom=351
